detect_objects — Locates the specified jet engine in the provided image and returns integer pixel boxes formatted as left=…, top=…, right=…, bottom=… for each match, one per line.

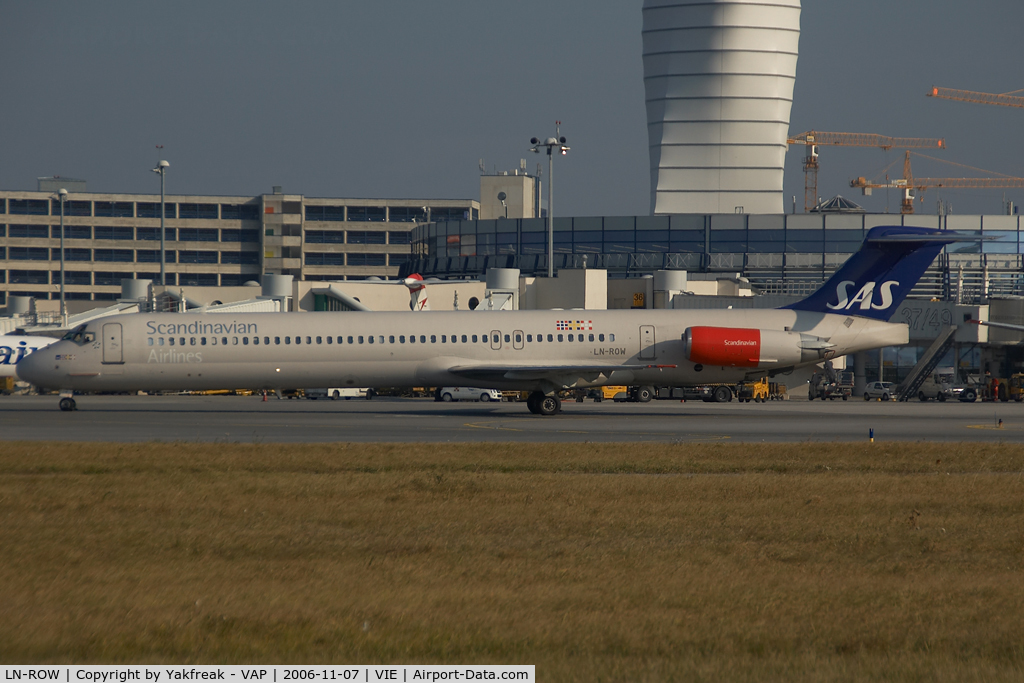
left=684, top=326, right=834, bottom=368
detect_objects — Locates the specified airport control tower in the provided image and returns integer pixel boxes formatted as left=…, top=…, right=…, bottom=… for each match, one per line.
left=642, top=0, right=801, bottom=215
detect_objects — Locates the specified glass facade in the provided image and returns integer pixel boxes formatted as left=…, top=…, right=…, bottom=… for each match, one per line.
left=406, top=214, right=1024, bottom=303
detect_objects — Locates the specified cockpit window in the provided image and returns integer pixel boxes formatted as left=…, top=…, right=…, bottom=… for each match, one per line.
left=62, top=324, right=86, bottom=342
left=61, top=325, right=94, bottom=344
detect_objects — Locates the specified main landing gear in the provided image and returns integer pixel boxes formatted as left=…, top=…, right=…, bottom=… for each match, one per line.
left=526, top=391, right=561, bottom=416
left=59, top=397, right=77, bottom=412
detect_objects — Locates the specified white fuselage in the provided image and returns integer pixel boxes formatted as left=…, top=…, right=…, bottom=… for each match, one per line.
left=18, top=309, right=908, bottom=393
left=0, top=335, right=59, bottom=378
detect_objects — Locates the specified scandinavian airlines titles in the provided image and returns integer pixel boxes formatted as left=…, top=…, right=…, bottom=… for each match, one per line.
left=827, top=280, right=898, bottom=312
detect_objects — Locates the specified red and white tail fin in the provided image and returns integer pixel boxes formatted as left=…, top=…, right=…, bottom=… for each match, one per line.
left=404, top=274, right=429, bottom=311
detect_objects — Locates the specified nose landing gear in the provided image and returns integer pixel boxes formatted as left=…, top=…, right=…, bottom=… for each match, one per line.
left=526, top=391, right=561, bottom=416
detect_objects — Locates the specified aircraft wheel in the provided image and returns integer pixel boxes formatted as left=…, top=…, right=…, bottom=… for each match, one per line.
left=59, top=398, right=76, bottom=412
left=538, top=395, right=560, bottom=416
left=441, top=392, right=454, bottom=402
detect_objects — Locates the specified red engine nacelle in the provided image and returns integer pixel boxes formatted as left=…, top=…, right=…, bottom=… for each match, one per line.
left=684, top=326, right=826, bottom=368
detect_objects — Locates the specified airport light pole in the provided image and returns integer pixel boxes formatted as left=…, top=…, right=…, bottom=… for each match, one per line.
left=151, top=159, right=169, bottom=286
left=55, top=188, right=68, bottom=325
left=530, top=124, right=569, bottom=278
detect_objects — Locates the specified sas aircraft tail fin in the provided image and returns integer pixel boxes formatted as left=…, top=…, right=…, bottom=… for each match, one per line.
left=782, top=226, right=963, bottom=321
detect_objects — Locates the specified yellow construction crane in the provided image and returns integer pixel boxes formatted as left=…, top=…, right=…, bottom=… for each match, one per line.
left=787, top=131, right=946, bottom=212
left=851, top=151, right=1024, bottom=214
left=928, top=86, right=1024, bottom=108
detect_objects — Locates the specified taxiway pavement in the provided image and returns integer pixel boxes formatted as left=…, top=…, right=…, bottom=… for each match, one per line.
left=1, top=394, right=1021, bottom=443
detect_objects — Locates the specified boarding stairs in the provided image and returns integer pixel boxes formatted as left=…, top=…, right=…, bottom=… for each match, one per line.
left=896, top=325, right=957, bottom=402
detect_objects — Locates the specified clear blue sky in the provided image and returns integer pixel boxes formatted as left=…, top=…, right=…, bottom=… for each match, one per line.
left=1, top=1, right=1021, bottom=216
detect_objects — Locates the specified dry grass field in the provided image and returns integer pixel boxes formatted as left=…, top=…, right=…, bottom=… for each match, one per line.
left=1, top=441, right=1022, bottom=681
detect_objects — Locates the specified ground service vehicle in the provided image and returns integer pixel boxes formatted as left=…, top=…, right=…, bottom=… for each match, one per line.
left=438, top=387, right=502, bottom=402
left=1009, top=374, right=1024, bottom=402
left=864, top=381, right=895, bottom=401
left=306, top=387, right=373, bottom=400
left=917, top=369, right=957, bottom=402
left=808, top=363, right=853, bottom=401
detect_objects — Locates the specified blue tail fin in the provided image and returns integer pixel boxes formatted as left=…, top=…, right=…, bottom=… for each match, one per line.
left=783, top=226, right=960, bottom=320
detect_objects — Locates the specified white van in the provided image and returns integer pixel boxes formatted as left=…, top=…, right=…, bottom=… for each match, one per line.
left=306, top=387, right=373, bottom=400
left=438, top=387, right=502, bottom=402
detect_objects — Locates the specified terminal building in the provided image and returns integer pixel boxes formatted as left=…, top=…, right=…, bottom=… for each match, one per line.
left=0, top=187, right=478, bottom=308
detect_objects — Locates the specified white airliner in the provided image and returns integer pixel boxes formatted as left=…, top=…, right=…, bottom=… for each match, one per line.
left=18, top=227, right=966, bottom=414
left=0, top=334, right=59, bottom=379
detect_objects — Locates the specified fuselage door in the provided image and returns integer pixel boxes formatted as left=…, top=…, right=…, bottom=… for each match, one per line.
left=639, top=325, right=656, bottom=360
left=513, top=330, right=524, bottom=350
left=490, top=330, right=502, bottom=350
left=102, top=323, right=123, bottom=364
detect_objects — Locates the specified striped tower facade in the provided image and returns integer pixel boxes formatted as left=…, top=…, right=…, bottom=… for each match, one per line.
left=642, top=0, right=801, bottom=214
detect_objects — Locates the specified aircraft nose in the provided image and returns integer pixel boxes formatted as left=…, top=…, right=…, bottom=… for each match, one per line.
left=16, top=344, right=54, bottom=386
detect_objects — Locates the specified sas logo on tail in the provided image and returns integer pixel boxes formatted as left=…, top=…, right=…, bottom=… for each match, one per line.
left=827, top=280, right=899, bottom=311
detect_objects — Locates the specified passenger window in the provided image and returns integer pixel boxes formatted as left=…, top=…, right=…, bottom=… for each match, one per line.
left=253, top=337, right=259, bottom=345
left=579, top=336, right=584, bottom=343
left=441, top=335, right=446, bottom=343
left=147, top=338, right=154, bottom=346
left=307, top=336, right=312, bottom=345
left=368, top=336, right=374, bottom=344
left=568, top=334, right=574, bottom=342
left=296, top=337, right=302, bottom=345
left=527, top=334, right=532, bottom=342
left=504, top=334, right=510, bottom=343
left=410, top=335, right=416, bottom=343
left=379, top=336, right=385, bottom=344
left=420, top=335, right=426, bottom=343
left=430, top=335, right=436, bottom=343
left=327, top=336, right=332, bottom=345
left=158, top=338, right=165, bottom=346
left=286, top=337, right=291, bottom=344
left=557, top=334, right=563, bottom=342
left=180, top=338, right=186, bottom=346
left=188, top=337, right=194, bottom=346
left=515, top=334, right=521, bottom=343
left=547, top=334, right=553, bottom=342
left=389, top=335, right=395, bottom=343
left=462, top=335, right=468, bottom=343
left=232, top=337, right=238, bottom=345
left=358, top=336, right=364, bottom=344
left=201, top=337, right=207, bottom=346
left=222, top=337, right=228, bottom=345
left=169, top=337, right=175, bottom=346
left=347, top=336, right=353, bottom=344
left=317, top=336, right=322, bottom=344
left=493, top=334, right=499, bottom=343
left=400, top=335, right=405, bottom=343
left=265, top=337, right=270, bottom=345
left=609, top=333, right=615, bottom=342
left=599, top=334, right=605, bottom=342
left=275, top=337, right=281, bottom=345
left=243, top=337, right=249, bottom=345
left=472, top=335, right=478, bottom=343
left=589, top=334, right=594, bottom=342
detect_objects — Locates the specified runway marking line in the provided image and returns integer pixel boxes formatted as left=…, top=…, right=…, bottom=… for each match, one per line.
left=965, top=424, right=1017, bottom=431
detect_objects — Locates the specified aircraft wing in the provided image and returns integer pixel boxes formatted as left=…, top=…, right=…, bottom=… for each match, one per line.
left=447, top=362, right=675, bottom=384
